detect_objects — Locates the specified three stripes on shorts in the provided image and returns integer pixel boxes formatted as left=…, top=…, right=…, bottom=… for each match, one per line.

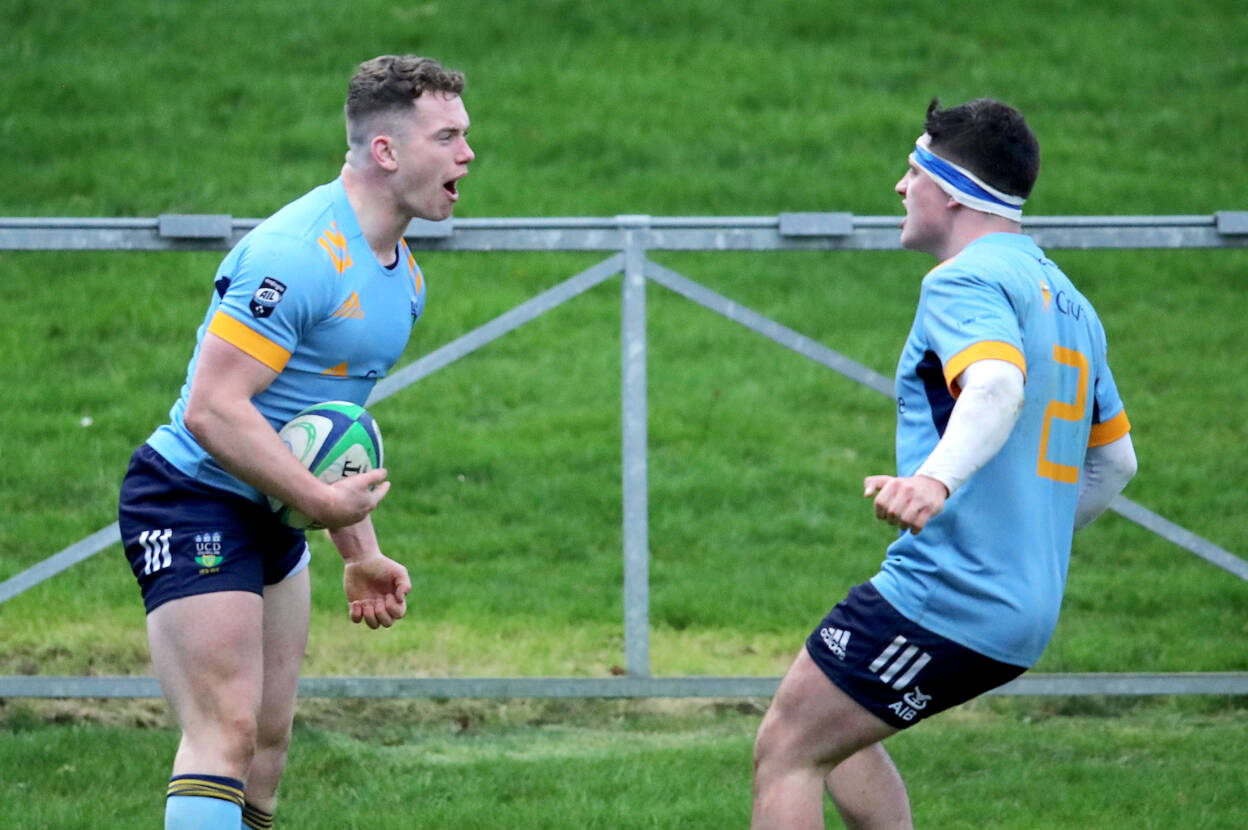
left=870, top=634, right=931, bottom=690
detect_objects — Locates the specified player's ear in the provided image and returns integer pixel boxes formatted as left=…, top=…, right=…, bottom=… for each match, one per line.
left=371, top=134, right=399, bottom=171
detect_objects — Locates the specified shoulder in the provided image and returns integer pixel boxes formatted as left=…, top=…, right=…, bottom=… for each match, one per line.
left=259, top=181, right=339, bottom=234
left=920, top=254, right=1006, bottom=302
left=238, top=183, right=342, bottom=257
left=233, top=193, right=348, bottom=282
left=940, top=235, right=1030, bottom=279
left=927, top=236, right=1053, bottom=308
left=218, top=226, right=338, bottom=321
left=231, top=229, right=334, bottom=284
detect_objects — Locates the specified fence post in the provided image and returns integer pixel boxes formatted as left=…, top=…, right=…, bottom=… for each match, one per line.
left=620, top=216, right=651, bottom=677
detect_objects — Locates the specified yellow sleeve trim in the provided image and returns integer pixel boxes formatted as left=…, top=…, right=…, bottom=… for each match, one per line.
left=943, top=341, right=1026, bottom=397
left=206, top=310, right=291, bottom=373
left=1089, top=409, right=1131, bottom=447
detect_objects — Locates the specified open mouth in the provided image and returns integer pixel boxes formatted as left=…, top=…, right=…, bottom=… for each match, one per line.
left=443, top=178, right=460, bottom=200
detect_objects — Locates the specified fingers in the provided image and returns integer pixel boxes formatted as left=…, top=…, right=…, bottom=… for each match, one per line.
left=349, top=594, right=404, bottom=629
left=339, top=469, right=390, bottom=501
left=366, top=479, right=391, bottom=505
left=346, top=565, right=410, bottom=630
left=387, top=591, right=407, bottom=622
left=394, top=569, right=412, bottom=601
left=894, top=502, right=934, bottom=534
left=356, top=467, right=389, bottom=487
left=863, top=475, right=890, bottom=497
left=344, top=555, right=409, bottom=629
left=324, top=473, right=391, bottom=529
left=866, top=475, right=943, bottom=534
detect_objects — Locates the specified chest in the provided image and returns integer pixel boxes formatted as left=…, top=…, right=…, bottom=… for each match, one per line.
left=297, top=267, right=423, bottom=378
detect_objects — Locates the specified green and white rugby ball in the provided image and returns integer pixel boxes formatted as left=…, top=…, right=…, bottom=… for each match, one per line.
left=269, top=400, right=383, bottom=529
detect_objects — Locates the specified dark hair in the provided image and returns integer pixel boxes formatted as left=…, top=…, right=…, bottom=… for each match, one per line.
left=923, top=98, right=1040, bottom=199
left=345, top=55, right=465, bottom=147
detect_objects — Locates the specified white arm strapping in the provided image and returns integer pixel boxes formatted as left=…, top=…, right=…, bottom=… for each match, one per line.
left=915, top=359, right=1025, bottom=495
left=1074, top=432, right=1137, bottom=530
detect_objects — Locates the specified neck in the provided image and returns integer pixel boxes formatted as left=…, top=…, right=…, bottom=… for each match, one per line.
left=937, top=211, right=1022, bottom=260
left=340, top=163, right=407, bottom=266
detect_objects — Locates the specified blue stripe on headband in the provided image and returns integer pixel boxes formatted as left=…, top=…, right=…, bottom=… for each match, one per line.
left=912, top=142, right=1024, bottom=217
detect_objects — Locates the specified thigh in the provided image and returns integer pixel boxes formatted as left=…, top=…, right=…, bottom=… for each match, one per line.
left=759, top=646, right=899, bottom=770
left=147, top=590, right=266, bottom=735
left=257, top=566, right=311, bottom=739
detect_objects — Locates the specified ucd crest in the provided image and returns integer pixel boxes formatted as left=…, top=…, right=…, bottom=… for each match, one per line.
left=194, top=532, right=224, bottom=569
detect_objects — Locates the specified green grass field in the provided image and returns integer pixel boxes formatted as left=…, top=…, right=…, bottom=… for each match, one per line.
left=4, top=699, right=1247, bottom=828
left=2, top=0, right=1247, bottom=826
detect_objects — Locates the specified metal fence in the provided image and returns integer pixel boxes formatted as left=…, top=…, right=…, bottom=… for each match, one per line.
left=2, top=212, right=1247, bottom=699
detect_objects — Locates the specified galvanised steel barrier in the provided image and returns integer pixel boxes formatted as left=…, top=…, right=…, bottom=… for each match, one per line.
left=2, top=212, right=1246, bottom=699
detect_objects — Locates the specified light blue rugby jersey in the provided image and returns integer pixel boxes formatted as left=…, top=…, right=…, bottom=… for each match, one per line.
left=147, top=178, right=427, bottom=502
left=871, top=233, right=1130, bottom=667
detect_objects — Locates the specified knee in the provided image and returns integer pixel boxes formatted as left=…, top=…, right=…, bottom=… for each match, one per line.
left=752, top=706, right=792, bottom=781
left=754, top=696, right=855, bottom=783
left=218, top=710, right=260, bottom=767
left=254, top=716, right=293, bottom=756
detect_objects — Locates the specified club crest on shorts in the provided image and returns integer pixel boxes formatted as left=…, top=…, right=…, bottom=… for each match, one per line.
left=250, top=277, right=287, bottom=318
left=194, top=531, right=225, bottom=572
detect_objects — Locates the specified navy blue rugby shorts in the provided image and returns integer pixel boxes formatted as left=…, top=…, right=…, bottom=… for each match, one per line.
left=804, top=581, right=1027, bottom=730
left=118, top=444, right=310, bottom=614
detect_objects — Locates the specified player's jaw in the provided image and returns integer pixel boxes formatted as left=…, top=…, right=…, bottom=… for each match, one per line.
left=399, top=158, right=469, bottom=222
left=416, top=170, right=464, bottom=221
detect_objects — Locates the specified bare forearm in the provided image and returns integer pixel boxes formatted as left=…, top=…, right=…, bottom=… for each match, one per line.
left=328, top=516, right=383, bottom=564
left=185, top=394, right=328, bottom=515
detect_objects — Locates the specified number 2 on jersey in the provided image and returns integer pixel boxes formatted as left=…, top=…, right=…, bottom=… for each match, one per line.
left=1037, top=345, right=1089, bottom=483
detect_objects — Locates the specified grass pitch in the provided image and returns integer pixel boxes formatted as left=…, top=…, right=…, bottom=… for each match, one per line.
left=2, top=0, right=1246, bottom=827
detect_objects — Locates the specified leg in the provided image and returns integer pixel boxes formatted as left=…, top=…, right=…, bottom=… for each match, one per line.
left=147, top=590, right=266, bottom=781
left=752, top=647, right=906, bottom=830
left=826, top=743, right=913, bottom=830
left=244, top=566, right=311, bottom=813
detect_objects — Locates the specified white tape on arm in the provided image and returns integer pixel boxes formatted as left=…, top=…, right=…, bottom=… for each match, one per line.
left=915, top=358, right=1025, bottom=495
left=1074, top=433, right=1138, bottom=530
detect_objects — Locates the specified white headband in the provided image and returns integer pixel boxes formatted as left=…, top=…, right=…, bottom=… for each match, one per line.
left=910, top=135, right=1025, bottom=222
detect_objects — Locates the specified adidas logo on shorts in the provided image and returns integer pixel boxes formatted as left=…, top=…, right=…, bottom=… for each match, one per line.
left=819, top=627, right=851, bottom=660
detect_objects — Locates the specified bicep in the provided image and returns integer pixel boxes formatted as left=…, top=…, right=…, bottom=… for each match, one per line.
left=188, top=332, right=280, bottom=407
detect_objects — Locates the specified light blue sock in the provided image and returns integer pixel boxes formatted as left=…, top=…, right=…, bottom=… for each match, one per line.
left=165, top=774, right=246, bottom=829
left=165, top=795, right=243, bottom=829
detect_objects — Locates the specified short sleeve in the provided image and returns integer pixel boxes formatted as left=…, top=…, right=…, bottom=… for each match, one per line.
left=209, top=234, right=334, bottom=372
left=1088, top=361, right=1130, bottom=446
left=920, top=267, right=1026, bottom=394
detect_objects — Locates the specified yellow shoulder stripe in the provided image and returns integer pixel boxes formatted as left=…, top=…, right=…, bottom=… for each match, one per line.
left=206, top=310, right=291, bottom=373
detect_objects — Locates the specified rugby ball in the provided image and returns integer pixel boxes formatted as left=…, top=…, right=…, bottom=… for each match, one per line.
left=268, top=400, right=384, bottom=529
